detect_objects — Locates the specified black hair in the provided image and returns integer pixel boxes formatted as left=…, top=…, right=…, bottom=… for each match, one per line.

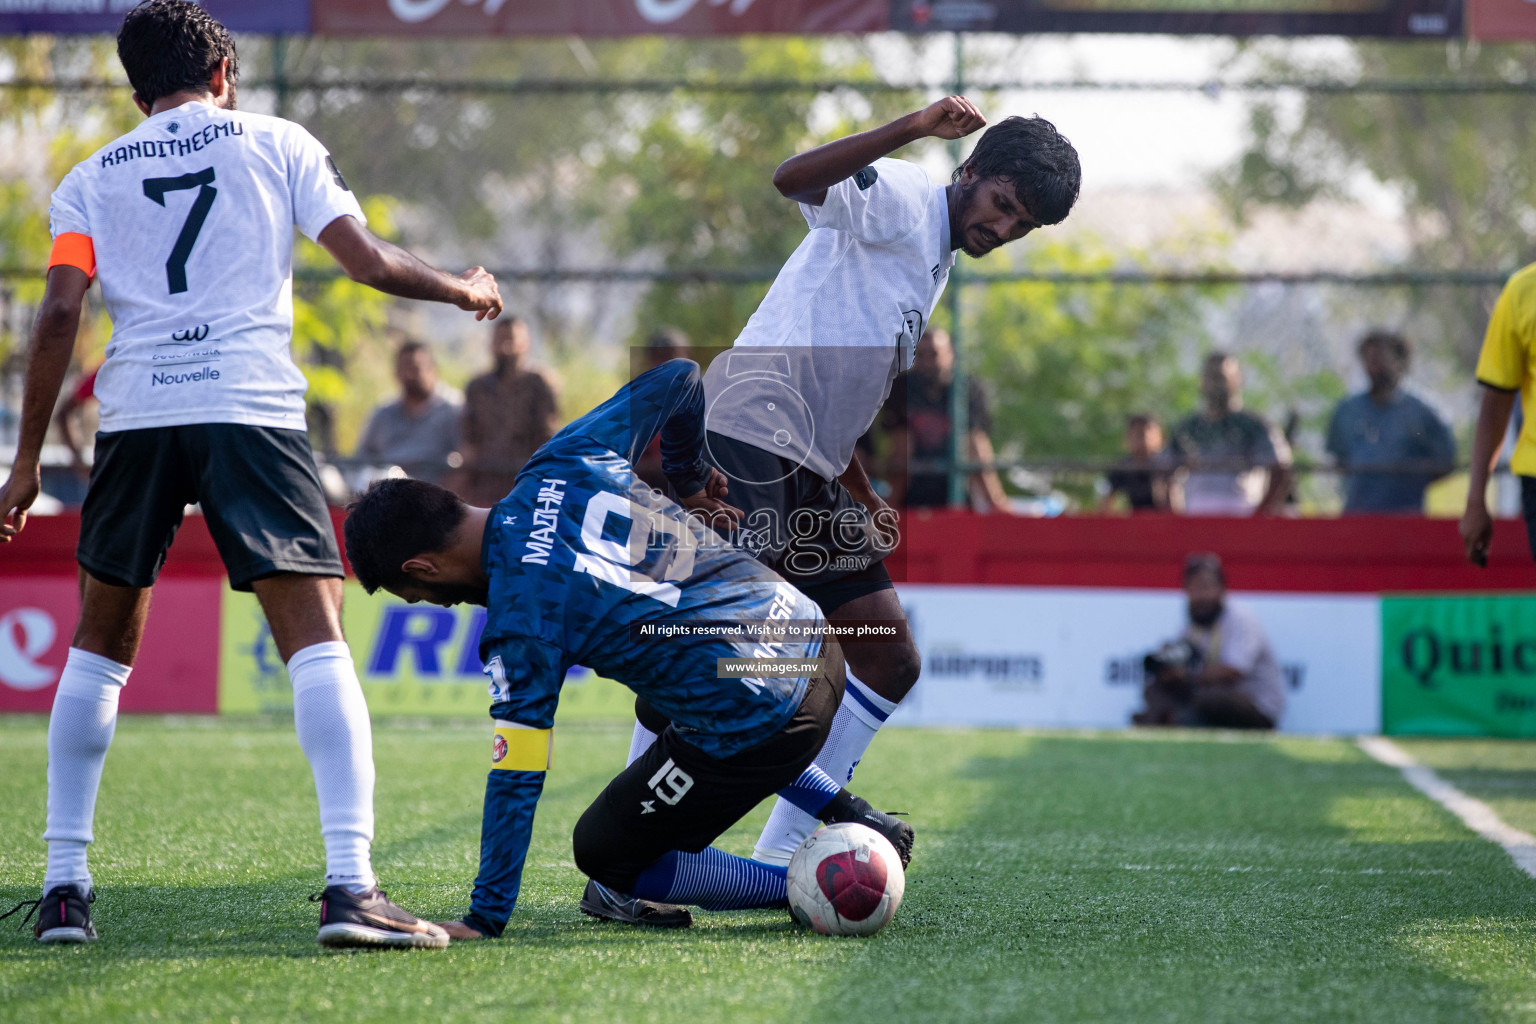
left=344, top=479, right=467, bottom=594
left=1126, top=412, right=1159, bottom=431
left=1183, top=552, right=1227, bottom=588
left=1359, top=329, right=1410, bottom=364
left=117, top=1, right=238, bottom=107
left=955, top=116, right=1081, bottom=226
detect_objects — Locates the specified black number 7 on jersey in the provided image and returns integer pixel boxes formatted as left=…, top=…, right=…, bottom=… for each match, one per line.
left=143, top=167, right=218, bottom=295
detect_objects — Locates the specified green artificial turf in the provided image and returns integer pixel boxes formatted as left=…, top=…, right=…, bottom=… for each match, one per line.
left=2, top=715, right=1535, bottom=1024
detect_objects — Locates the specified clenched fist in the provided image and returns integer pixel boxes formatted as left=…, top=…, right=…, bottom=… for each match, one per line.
left=915, top=96, right=987, bottom=141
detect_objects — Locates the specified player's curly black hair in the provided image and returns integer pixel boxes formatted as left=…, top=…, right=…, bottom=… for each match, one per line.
left=345, top=478, right=468, bottom=595
left=954, top=116, right=1082, bottom=226
left=117, top=0, right=239, bottom=107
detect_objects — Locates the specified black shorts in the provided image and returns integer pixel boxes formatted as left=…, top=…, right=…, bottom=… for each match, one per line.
left=78, top=424, right=343, bottom=591
left=702, top=430, right=896, bottom=616
left=571, top=642, right=847, bottom=893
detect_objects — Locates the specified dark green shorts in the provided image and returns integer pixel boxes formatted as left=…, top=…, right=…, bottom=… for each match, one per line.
left=78, top=424, right=343, bottom=591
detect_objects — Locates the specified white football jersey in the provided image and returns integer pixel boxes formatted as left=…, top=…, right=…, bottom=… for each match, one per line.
left=48, top=100, right=365, bottom=433
left=703, top=157, right=955, bottom=482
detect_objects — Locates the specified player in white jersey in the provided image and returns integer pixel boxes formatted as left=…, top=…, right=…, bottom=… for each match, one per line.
left=688, top=98, right=1081, bottom=865
left=0, top=1, right=501, bottom=949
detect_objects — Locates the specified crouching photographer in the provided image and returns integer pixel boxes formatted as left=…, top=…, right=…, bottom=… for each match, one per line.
left=1132, top=553, right=1285, bottom=731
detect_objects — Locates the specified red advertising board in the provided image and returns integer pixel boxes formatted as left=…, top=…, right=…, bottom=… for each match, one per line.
left=0, top=575, right=223, bottom=713
left=313, top=0, right=889, bottom=35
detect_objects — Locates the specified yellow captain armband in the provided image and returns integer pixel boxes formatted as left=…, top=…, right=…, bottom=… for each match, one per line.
left=491, top=721, right=553, bottom=772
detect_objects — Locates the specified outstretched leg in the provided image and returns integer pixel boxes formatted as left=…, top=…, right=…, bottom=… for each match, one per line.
left=753, top=587, right=918, bottom=865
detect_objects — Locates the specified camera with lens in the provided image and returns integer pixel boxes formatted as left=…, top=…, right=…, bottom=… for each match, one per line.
left=1143, top=638, right=1201, bottom=679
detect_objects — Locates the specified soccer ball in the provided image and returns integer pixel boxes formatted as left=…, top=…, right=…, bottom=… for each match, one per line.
left=786, top=822, right=905, bottom=937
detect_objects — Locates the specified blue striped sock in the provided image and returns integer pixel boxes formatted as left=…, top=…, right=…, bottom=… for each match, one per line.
left=631, top=847, right=788, bottom=910
left=777, top=762, right=842, bottom=817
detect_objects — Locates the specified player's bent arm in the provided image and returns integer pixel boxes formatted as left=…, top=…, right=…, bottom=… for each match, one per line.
left=316, top=215, right=503, bottom=320
left=772, top=96, right=987, bottom=205
left=1466, top=385, right=1518, bottom=512
left=838, top=451, right=887, bottom=514
left=1, top=266, right=90, bottom=540
left=463, top=638, right=565, bottom=936
left=463, top=761, right=547, bottom=938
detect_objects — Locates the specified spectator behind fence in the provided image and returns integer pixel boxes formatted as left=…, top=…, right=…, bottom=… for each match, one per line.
left=354, top=341, right=462, bottom=484
left=1462, top=263, right=1536, bottom=566
left=1133, top=553, right=1285, bottom=730
left=1326, top=331, right=1455, bottom=515
left=882, top=328, right=1011, bottom=511
left=1169, top=352, right=1292, bottom=516
left=633, top=327, right=691, bottom=493
left=1098, top=413, right=1171, bottom=513
left=459, top=315, right=561, bottom=507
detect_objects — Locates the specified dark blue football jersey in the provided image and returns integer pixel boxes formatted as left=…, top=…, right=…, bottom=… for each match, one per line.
left=463, top=360, right=827, bottom=935
left=479, top=358, right=824, bottom=757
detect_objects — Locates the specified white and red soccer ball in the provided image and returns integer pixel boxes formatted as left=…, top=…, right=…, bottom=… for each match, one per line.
left=786, top=822, right=905, bottom=937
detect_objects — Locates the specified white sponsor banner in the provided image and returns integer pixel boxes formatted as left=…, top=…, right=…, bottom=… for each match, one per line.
left=893, top=586, right=1381, bottom=734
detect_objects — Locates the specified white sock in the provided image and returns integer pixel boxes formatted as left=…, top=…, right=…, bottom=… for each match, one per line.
left=288, top=641, right=376, bottom=891
left=752, top=670, right=899, bottom=865
left=626, top=720, right=658, bottom=767
left=43, top=648, right=130, bottom=896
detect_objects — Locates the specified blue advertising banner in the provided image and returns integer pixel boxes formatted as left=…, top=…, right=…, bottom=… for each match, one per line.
left=0, top=0, right=309, bottom=35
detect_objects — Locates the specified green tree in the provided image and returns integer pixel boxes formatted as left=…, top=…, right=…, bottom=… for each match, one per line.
left=590, top=38, right=920, bottom=352
left=968, top=236, right=1219, bottom=479
left=1215, top=41, right=1536, bottom=364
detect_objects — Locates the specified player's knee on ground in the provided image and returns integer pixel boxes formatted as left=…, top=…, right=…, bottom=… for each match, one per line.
left=571, top=803, right=645, bottom=893
left=634, top=696, right=671, bottom=735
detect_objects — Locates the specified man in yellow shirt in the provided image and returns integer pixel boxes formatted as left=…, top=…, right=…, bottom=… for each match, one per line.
left=1461, top=264, right=1536, bottom=565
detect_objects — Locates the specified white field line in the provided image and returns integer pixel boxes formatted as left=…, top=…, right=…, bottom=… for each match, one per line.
left=1357, top=735, right=1536, bottom=880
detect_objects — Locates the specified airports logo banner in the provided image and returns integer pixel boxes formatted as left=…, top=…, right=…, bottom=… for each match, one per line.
left=892, top=585, right=1381, bottom=734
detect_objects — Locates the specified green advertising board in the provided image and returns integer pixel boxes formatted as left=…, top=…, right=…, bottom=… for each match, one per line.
left=219, top=582, right=631, bottom=719
left=1382, top=594, right=1536, bottom=737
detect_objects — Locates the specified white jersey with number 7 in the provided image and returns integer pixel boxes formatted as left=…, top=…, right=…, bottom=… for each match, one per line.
left=47, top=99, right=365, bottom=434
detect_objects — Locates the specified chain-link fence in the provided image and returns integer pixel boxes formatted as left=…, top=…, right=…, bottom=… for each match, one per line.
left=1, top=34, right=1528, bottom=516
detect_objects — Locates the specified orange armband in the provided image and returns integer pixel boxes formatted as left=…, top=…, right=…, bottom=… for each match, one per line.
left=48, top=233, right=96, bottom=278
